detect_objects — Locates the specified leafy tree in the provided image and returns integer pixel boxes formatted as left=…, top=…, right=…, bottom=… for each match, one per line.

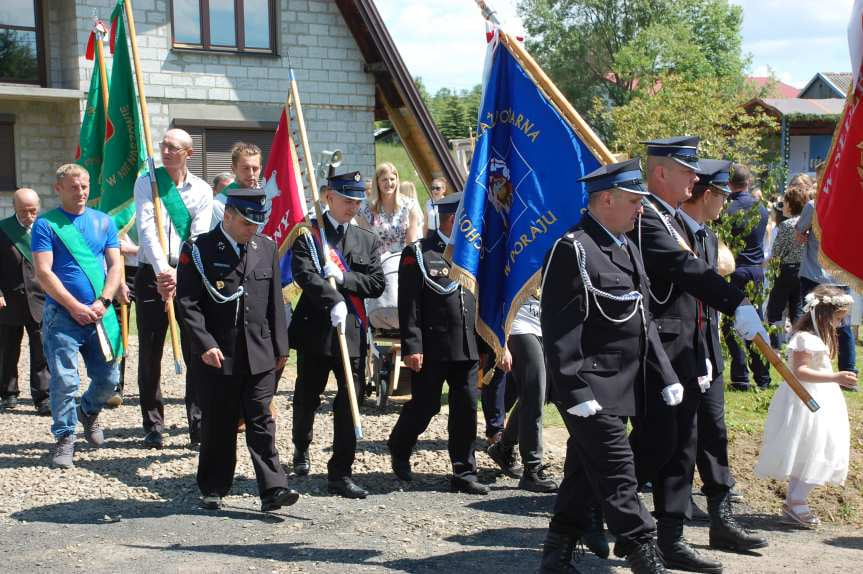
left=518, top=0, right=748, bottom=133
left=599, top=74, right=778, bottom=173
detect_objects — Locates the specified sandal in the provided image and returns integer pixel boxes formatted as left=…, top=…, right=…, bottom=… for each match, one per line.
left=781, top=502, right=821, bottom=527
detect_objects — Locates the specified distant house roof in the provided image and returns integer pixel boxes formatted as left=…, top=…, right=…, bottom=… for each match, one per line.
left=745, top=77, right=799, bottom=98
left=799, top=72, right=852, bottom=98
left=335, top=0, right=465, bottom=191
left=744, top=97, right=845, bottom=119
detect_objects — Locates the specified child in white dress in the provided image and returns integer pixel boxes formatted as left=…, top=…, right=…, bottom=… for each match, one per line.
left=755, top=285, right=858, bottom=526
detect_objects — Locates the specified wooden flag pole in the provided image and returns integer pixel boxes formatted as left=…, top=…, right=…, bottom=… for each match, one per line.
left=752, top=334, right=819, bottom=412
left=288, top=68, right=363, bottom=439
left=123, top=0, right=183, bottom=374
left=94, top=22, right=128, bottom=353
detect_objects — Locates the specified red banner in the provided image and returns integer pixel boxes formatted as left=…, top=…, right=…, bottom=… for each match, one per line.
left=816, top=37, right=863, bottom=290
left=262, top=108, right=306, bottom=253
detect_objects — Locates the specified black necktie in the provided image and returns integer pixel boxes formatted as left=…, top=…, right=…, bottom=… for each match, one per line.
left=238, top=243, right=246, bottom=259
left=334, top=224, right=345, bottom=243
left=696, top=228, right=708, bottom=259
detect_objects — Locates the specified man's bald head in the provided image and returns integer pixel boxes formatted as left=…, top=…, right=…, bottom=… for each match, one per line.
left=13, top=188, right=40, bottom=227
left=160, top=128, right=194, bottom=172
left=164, top=128, right=193, bottom=149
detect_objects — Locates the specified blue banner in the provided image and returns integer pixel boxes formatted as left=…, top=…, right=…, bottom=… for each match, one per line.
left=446, top=33, right=602, bottom=357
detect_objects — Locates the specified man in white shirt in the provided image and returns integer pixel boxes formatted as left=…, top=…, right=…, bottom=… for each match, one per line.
left=209, top=172, right=234, bottom=230
left=134, top=128, right=213, bottom=449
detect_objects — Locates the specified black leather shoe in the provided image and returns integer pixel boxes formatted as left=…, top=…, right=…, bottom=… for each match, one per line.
left=520, top=464, right=558, bottom=493
left=261, top=487, right=300, bottom=511
left=581, top=505, right=609, bottom=559
left=36, top=402, right=51, bottom=417
left=143, top=430, right=163, bottom=449
left=487, top=442, right=523, bottom=479
left=293, top=448, right=310, bottom=476
left=658, top=518, right=722, bottom=573
left=707, top=493, right=768, bottom=552
left=390, top=451, right=413, bottom=482
left=328, top=477, right=367, bottom=499
left=450, top=475, right=489, bottom=495
left=538, top=530, right=581, bottom=573
left=2, top=396, right=18, bottom=409
left=690, top=495, right=710, bottom=524
left=201, top=495, right=222, bottom=510
left=627, top=539, right=670, bottom=574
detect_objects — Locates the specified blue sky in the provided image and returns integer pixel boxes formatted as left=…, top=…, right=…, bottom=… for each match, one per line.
left=375, top=0, right=855, bottom=93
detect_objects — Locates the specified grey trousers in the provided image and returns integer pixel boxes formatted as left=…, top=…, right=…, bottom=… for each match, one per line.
left=501, top=333, right=546, bottom=468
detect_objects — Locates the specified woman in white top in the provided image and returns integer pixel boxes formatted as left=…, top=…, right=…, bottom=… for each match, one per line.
left=357, top=162, right=422, bottom=254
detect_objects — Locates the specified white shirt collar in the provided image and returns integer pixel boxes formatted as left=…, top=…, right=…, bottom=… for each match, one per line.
left=219, top=222, right=241, bottom=255
left=678, top=209, right=704, bottom=236
left=436, top=229, right=450, bottom=245
left=651, top=194, right=678, bottom=216
left=325, top=211, right=350, bottom=232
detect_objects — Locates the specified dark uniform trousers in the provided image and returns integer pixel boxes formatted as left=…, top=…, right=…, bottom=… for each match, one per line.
left=552, top=412, right=654, bottom=542
left=196, top=362, right=287, bottom=497
left=0, top=319, right=49, bottom=404
left=291, top=352, right=365, bottom=479
left=696, top=373, right=733, bottom=497
left=695, top=226, right=734, bottom=498
left=388, top=360, right=480, bottom=478
left=631, top=382, right=701, bottom=519
left=135, top=263, right=198, bottom=436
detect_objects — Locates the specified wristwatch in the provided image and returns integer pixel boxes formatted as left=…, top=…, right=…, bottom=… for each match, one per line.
left=99, top=297, right=112, bottom=308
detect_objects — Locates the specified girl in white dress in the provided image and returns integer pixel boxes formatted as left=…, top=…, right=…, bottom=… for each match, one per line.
left=755, top=285, right=858, bottom=527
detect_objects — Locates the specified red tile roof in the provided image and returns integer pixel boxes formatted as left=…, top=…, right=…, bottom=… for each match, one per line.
left=746, top=77, right=799, bottom=99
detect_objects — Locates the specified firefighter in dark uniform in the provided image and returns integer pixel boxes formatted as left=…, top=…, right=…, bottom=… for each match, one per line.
left=387, top=192, right=488, bottom=496
left=538, top=160, right=675, bottom=574
left=177, top=188, right=299, bottom=512
left=626, top=137, right=768, bottom=573
left=679, top=160, right=768, bottom=551
left=289, top=171, right=385, bottom=500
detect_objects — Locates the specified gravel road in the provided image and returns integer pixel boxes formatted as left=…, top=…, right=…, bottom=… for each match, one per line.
left=0, top=336, right=859, bottom=573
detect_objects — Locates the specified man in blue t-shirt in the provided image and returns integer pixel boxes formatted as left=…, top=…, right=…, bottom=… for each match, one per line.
left=31, top=164, right=125, bottom=469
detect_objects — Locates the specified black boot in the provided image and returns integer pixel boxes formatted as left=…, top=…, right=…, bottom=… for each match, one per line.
left=581, top=505, right=609, bottom=559
left=537, top=530, right=582, bottom=574
left=292, top=447, right=310, bottom=476
left=657, top=517, right=722, bottom=573
left=707, top=492, right=768, bottom=552
left=627, top=539, right=670, bottom=574
left=689, top=494, right=710, bottom=523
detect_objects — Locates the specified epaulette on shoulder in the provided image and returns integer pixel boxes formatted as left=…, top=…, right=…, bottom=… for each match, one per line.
left=255, top=232, right=275, bottom=245
left=353, top=225, right=378, bottom=239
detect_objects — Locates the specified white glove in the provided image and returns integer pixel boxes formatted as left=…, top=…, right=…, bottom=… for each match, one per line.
left=697, top=359, right=713, bottom=393
left=324, top=261, right=344, bottom=284
left=733, top=304, right=768, bottom=342
left=330, top=301, right=348, bottom=331
left=567, top=400, right=603, bottom=418
left=661, top=383, right=684, bottom=406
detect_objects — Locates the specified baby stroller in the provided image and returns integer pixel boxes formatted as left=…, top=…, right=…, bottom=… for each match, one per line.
left=365, top=250, right=404, bottom=410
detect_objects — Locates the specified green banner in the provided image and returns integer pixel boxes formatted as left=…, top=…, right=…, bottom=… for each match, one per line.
left=76, top=48, right=108, bottom=206
left=99, top=0, right=145, bottom=233
left=0, top=215, right=32, bottom=263
left=42, top=209, right=123, bottom=360
left=154, top=167, right=193, bottom=241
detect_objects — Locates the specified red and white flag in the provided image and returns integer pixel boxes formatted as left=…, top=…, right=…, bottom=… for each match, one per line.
left=262, top=107, right=307, bottom=254
left=816, top=0, right=863, bottom=289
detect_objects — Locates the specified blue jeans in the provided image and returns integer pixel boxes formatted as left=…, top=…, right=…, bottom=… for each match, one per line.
left=42, top=303, right=119, bottom=439
left=799, top=279, right=857, bottom=373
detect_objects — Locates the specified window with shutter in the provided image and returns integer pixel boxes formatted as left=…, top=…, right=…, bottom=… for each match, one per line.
left=178, top=124, right=275, bottom=186
left=0, top=118, right=16, bottom=190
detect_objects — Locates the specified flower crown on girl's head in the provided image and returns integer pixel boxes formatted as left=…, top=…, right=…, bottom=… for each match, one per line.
left=802, top=291, right=854, bottom=312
